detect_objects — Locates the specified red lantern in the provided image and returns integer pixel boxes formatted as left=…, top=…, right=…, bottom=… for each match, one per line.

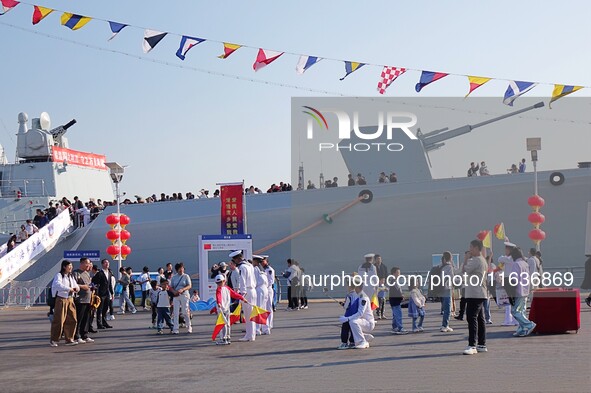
left=120, top=245, right=132, bottom=260
left=106, top=230, right=120, bottom=242
left=527, top=212, right=546, bottom=228
left=527, top=195, right=545, bottom=211
left=528, top=228, right=546, bottom=244
left=106, top=245, right=121, bottom=258
left=119, top=214, right=130, bottom=228
left=106, top=214, right=120, bottom=227
left=476, top=230, right=488, bottom=241
left=120, top=230, right=131, bottom=244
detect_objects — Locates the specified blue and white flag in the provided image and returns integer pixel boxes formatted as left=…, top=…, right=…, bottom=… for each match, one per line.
left=107, top=21, right=127, bottom=41
left=296, top=55, right=321, bottom=74
left=143, top=29, right=167, bottom=54
left=176, top=35, right=206, bottom=60
left=503, top=81, right=537, bottom=106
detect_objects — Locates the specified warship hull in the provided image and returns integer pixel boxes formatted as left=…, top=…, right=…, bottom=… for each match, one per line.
left=71, top=167, right=591, bottom=277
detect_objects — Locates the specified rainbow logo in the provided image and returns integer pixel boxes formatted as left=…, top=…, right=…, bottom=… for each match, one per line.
left=302, top=106, right=328, bottom=130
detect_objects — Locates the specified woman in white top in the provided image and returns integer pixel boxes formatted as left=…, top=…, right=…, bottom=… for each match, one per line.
left=17, top=225, right=28, bottom=244
left=50, top=260, right=80, bottom=347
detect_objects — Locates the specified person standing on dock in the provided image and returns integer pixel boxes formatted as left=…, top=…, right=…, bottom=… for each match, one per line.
left=261, top=255, right=276, bottom=327
left=170, top=263, right=193, bottom=334
left=50, top=260, right=80, bottom=347
left=231, top=251, right=257, bottom=342
left=252, top=256, right=269, bottom=335
left=462, top=240, right=488, bottom=355
left=358, top=254, right=378, bottom=301
left=73, top=258, right=94, bottom=344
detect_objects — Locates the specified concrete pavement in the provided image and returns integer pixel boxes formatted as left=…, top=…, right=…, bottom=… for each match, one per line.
left=0, top=301, right=589, bottom=392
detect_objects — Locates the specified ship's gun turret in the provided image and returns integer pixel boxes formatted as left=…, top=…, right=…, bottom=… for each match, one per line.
left=16, top=112, right=77, bottom=161
left=49, top=119, right=76, bottom=148
left=418, top=101, right=544, bottom=152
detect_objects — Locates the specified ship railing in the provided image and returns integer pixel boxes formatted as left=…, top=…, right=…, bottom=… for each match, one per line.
left=0, top=179, right=48, bottom=198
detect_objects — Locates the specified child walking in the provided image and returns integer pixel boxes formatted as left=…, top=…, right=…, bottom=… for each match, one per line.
left=148, top=280, right=160, bottom=329
left=155, top=280, right=173, bottom=334
left=408, top=278, right=426, bottom=332
left=389, top=267, right=408, bottom=334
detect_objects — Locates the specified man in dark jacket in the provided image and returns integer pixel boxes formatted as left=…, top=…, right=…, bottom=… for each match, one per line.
left=91, top=259, right=114, bottom=329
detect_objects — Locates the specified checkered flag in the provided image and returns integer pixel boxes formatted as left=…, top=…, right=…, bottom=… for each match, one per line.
left=377, top=66, right=406, bottom=94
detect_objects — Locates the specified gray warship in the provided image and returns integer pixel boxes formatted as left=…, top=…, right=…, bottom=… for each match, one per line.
left=2, top=101, right=590, bottom=294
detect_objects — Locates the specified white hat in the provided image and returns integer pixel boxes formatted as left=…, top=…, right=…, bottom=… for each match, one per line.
left=504, top=242, right=517, bottom=248
left=214, top=274, right=226, bottom=283
left=228, top=250, right=242, bottom=258
left=364, top=253, right=375, bottom=258
left=219, top=262, right=228, bottom=267
left=252, top=255, right=264, bottom=260
left=260, top=255, right=269, bottom=259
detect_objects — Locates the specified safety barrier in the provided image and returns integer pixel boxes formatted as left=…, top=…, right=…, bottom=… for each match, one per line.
left=0, top=286, right=50, bottom=309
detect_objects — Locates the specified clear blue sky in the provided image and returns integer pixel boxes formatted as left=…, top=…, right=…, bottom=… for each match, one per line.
left=1, top=0, right=589, bottom=197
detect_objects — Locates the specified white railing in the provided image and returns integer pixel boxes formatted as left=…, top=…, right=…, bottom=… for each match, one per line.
left=0, top=179, right=48, bottom=198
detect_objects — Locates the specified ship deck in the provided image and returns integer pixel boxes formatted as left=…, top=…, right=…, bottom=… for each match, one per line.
left=0, top=301, right=589, bottom=392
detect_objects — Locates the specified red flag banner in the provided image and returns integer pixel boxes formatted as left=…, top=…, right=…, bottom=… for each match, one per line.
left=219, top=183, right=244, bottom=235
left=52, top=146, right=107, bottom=170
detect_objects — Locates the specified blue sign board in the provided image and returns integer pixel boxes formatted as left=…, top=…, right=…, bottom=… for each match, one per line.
left=64, top=250, right=101, bottom=260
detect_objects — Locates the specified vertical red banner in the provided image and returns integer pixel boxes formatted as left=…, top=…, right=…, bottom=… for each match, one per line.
left=220, top=183, right=244, bottom=235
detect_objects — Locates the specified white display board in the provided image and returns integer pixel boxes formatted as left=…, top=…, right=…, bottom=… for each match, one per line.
left=198, top=234, right=252, bottom=301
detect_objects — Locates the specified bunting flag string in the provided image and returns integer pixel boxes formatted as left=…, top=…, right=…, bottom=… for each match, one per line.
left=176, top=35, right=205, bottom=61
left=377, top=66, right=406, bottom=94
left=143, top=29, right=167, bottom=53
left=296, top=55, right=321, bottom=75
left=550, top=85, right=583, bottom=108
left=218, top=42, right=241, bottom=59
left=107, top=21, right=127, bottom=41
left=253, top=49, right=283, bottom=71
left=31, top=5, right=52, bottom=25
left=465, top=76, right=492, bottom=98
left=415, top=71, right=448, bottom=92
left=1, top=1, right=588, bottom=103
left=0, top=0, right=19, bottom=15
left=340, top=61, right=365, bottom=80
left=503, top=81, right=537, bottom=106
left=61, top=12, right=91, bottom=31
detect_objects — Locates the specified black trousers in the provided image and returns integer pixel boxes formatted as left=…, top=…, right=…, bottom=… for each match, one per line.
left=458, top=288, right=467, bottom=317
left=74, top=302, right=91, bottom=340
left=466, top=298, right=486, bottom=347
left=340, top=322, right=354, bottom=344
left=97, top=295, right=110, bottom=327
left=141, top=290, right=149, bottom=308
left=287, top=287, right=299, bottom=309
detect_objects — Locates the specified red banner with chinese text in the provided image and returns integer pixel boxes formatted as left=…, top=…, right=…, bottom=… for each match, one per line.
left=220, top=183, right=244, bottom=235
left=52, top=146, right=107, bottom=171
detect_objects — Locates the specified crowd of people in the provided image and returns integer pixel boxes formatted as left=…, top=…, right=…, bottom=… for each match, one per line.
left=49, top=259, right=198, bottom=346
left=5, top=195, right=107, bottom=253
left=48, top=252, right=280, bottom=347
left=336, top=242, right=542, bottom=354
left=47, top=239, right=555, bottom=355
left=467, top=158, right=527, bottom=177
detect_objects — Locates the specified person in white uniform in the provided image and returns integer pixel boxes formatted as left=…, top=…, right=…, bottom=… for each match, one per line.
left=261, top=255, right=275, bottom=333
left=230, top=250, right=258, bottom=342
left=252, top=256, right=269, bottom=335
left=339, top=283, right=375, bottom=349
left=357, top=253, right=378, bottom=300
